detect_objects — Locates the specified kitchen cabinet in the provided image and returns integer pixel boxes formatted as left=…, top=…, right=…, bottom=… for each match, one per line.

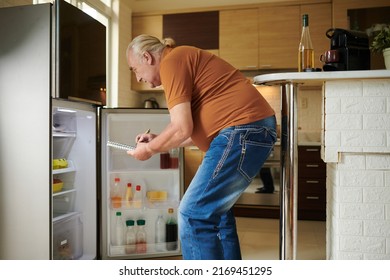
left=219, top=9, right=259, bottom=70
left=332, top=0, right=390, bottom=29
left=183, top=147, right=204, bottom=192
left=258, top=5, right=300, bottom=69
left=298, top=145, right=326, bottom=221
left=131, top=15, right=163, bottom=91
left=258, top=3, right=331, bottom=70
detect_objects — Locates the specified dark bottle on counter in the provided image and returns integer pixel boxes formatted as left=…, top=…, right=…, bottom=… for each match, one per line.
left=165, top=208, right=178, bottom=251
left=298, top=14, right=314, bottom=72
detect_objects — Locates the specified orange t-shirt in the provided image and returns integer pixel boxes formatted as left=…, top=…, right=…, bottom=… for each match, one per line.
left=160, top=46, right=275, bottom=151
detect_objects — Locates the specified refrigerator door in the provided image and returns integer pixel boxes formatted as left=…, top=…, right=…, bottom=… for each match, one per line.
left=99, top=108, right=183, bottom=259
left=52, top=99, right=97, bottom=259
left=0, top=3, right=52, bottom=259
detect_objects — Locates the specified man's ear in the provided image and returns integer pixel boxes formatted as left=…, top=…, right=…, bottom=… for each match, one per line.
left=143, top=51, right=154, bottom=65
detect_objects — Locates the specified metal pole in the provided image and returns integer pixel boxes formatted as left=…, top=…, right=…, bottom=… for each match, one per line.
left=279, top=83, right=298, bottom=260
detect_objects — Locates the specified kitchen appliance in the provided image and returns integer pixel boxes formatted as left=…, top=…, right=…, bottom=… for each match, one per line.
left=323, top=28, right=370, bottom=71
left=0, top=1, right=183, bottom=260
left=144, top=98, right=160, bottom=108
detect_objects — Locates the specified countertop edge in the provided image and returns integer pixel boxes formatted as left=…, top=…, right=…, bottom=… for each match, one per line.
left=253, top=70, right=390, bottom=85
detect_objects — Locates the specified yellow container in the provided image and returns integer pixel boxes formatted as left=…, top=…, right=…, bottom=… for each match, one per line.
left=53, top=181, right=64, bottom=193
left=146, top=191, right=167, bottom=201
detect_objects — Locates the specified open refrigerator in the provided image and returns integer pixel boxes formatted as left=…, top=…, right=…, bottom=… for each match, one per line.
left=52, top=99, right=97, bottom=260
left=0, top=1, right=183, bottom=260
left=51, top=103, right=183, bottom=260
left=99, top=108, right=183, bottom=259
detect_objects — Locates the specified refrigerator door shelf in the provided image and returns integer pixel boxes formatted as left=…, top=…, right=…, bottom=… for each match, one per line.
left=107, top=206, right=181, bottom=258
left=109, top=199, right=180, bottom=211
left=109, top=243, right=181, bottom=257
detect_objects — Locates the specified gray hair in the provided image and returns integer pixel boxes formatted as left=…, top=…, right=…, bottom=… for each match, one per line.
left=126, top=34, right=176, bottom=61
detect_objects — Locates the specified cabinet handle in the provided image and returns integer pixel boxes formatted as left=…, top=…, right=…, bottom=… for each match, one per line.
left=306, top=196, right=319, bottom=200
left=306, top=148, right=319, bottom=152
left=260, top=64, right=272, bottom=68
left=306, top=180, right=319, bottom=184
left=306, top=164, right=319, bottom=168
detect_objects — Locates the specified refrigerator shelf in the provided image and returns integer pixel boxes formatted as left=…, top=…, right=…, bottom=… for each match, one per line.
left=109, top=199, right=180, bottom=210
left=53, top=160, right=76, bottom=174
left=53, top=131, right=77, bottom=138
left=109, top=243, right=180, bottom=257
left=53, top=188, right=76, bottom=197
left=52, top=211, right=79, bottom=223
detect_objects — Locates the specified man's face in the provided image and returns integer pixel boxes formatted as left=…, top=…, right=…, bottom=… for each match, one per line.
left=128, top=50, right=161, bottom=88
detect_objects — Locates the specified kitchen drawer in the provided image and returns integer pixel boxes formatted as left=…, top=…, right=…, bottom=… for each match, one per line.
left=298, top=178, right=326, bottom=193
left=298, top=191, right=326, bottom=211
left=298, top=146, right=322, bottom=163
left=298, top=161, right=326, bottom=178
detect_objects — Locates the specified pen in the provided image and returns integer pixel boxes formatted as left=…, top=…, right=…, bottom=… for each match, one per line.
left=137, top=128, right=150, bottom=143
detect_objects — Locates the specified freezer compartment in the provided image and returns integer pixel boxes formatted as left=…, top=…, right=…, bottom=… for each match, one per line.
left=53, top=213, right=83, bottom=260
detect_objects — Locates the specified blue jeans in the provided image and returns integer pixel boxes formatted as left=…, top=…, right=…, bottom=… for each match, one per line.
left=179, top=116, right=277, bottom=259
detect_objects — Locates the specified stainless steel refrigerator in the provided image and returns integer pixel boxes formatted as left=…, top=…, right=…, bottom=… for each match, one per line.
left=0, top=1, right=183, bottom=260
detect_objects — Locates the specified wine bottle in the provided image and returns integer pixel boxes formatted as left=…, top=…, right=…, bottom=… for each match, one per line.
left=298, top=14, right=314, bottom=72
left=165, top=208, right=178, bottom=251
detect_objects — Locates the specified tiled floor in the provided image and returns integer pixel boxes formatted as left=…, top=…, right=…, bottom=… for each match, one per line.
left=237, top=217, right=326, bottom=260
left=161, top=217, right=326, bottom=260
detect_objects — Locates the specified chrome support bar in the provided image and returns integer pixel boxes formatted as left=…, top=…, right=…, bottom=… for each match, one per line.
left=279, top=83, right=298, bottom=260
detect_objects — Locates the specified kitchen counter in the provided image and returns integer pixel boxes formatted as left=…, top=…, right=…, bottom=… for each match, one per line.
left=254, top=69, right=390, bottom=260
left=253, top=69, right=390, bottom=85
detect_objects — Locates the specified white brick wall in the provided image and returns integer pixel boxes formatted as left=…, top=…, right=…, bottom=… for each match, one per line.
left=323, top=79, right=390, bottom=260
left=323, top=79, right=390, bottom=163
left=327, top=154, right=390, bottom=260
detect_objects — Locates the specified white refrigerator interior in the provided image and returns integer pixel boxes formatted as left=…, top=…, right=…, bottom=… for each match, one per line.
left=52, top=99, right=97, bottom=260
left=100, top=109, right=182, bottom=259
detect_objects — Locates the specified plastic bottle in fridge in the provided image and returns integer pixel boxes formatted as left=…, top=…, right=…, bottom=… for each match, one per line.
left=111, top=177, right=122, bottom=208
left=125, top=182, right=133, bottom=208
left=165, top=208, right=178, bottom=251
left=113, top=211, right=124, bottom=246
left=136, top=219, right=147, bottom=253
left=133, top=185, right=143, bottom=208
left=155, top=215, right=165, bottom=252
left=125, top=219, right=136, bottom=254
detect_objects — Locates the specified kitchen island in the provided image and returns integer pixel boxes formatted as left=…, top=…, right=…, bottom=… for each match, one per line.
left=254, top=70, right=390, bottom=260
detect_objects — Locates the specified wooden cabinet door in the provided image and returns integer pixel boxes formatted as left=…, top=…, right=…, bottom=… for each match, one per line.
left=183, top=147, right=204, bottom=191
left=131, top=15, right=163, bottom=91
left=300, top=3, right=332, bottom=70
left=258, top=5, right=300, bottom=69
left=219, top=9, right=259, bottom=70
